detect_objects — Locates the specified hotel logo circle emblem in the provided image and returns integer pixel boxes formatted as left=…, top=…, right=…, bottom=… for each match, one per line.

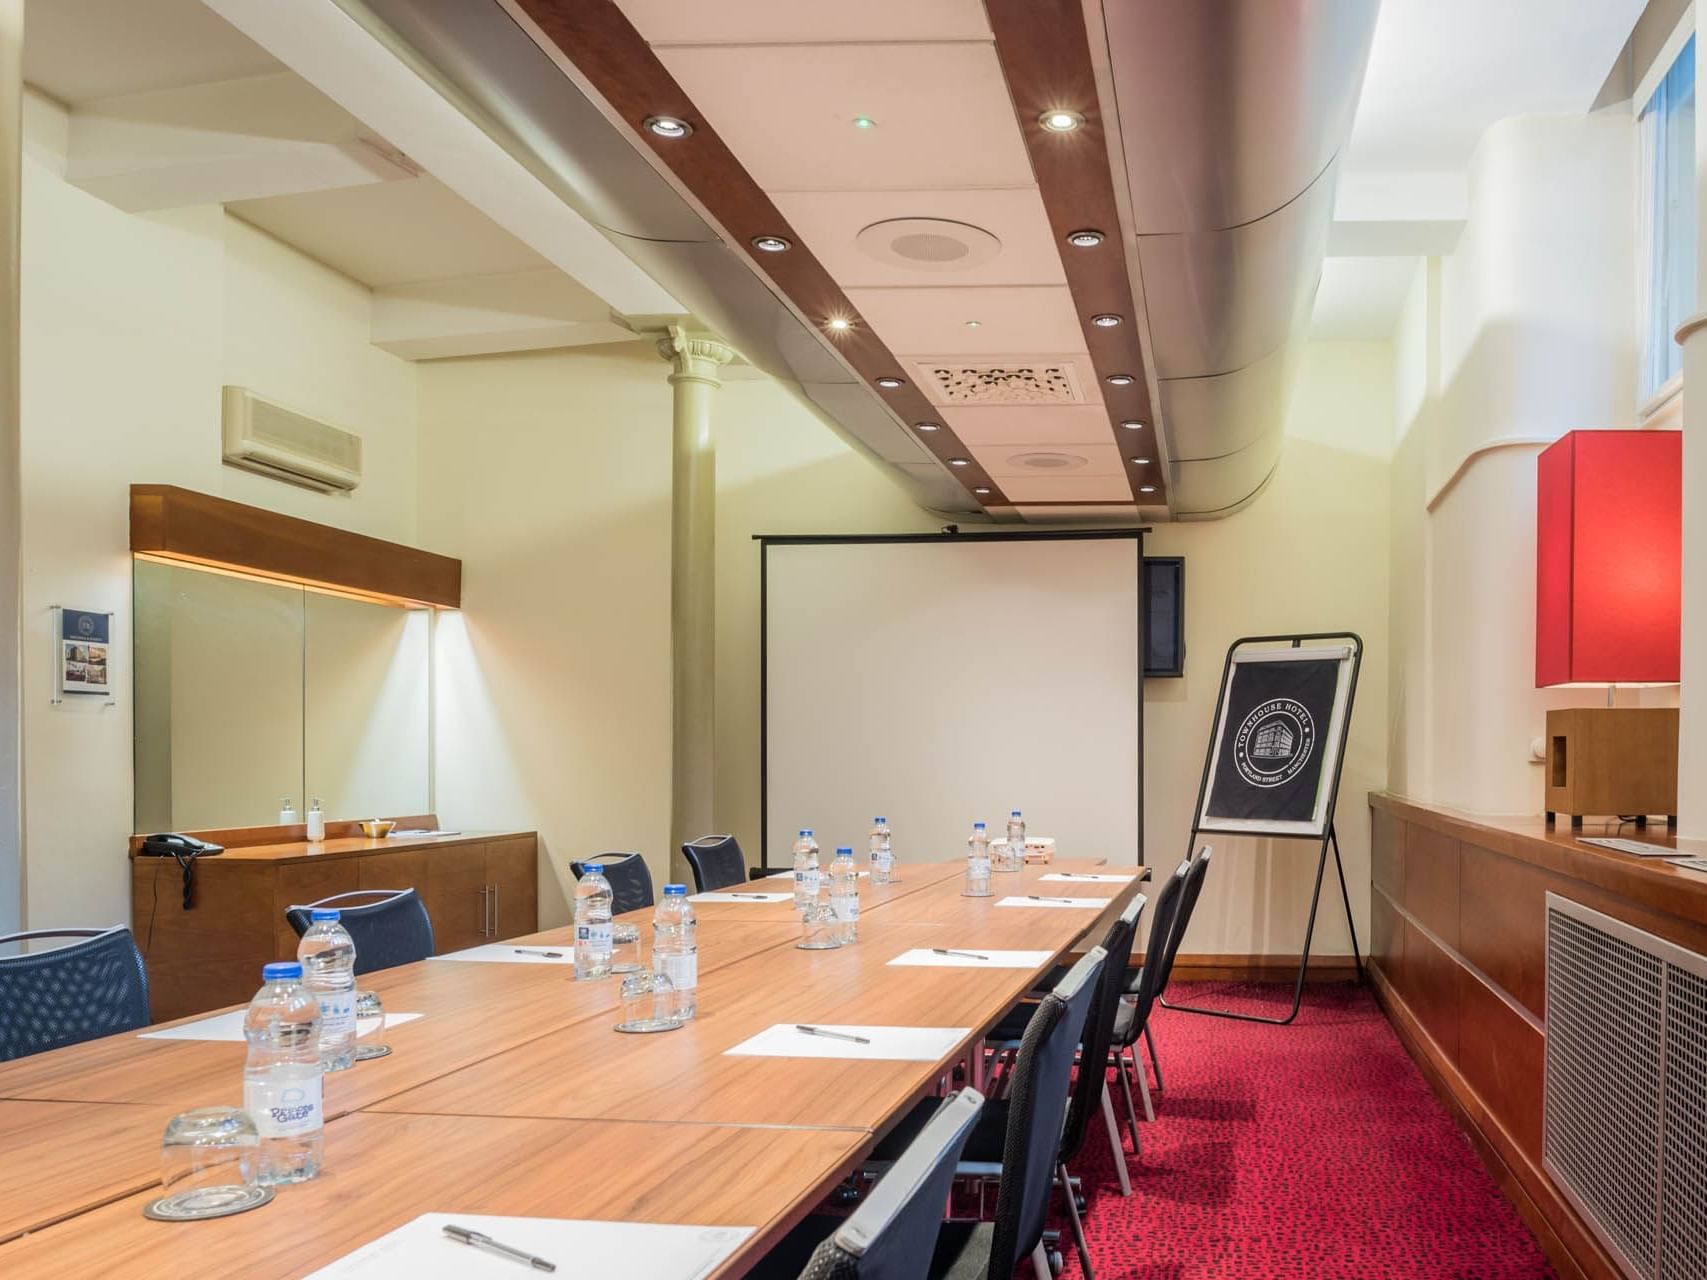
left=1233, top=698, right=1315, bottom=788
left=76, top=614, right=95, bottom=637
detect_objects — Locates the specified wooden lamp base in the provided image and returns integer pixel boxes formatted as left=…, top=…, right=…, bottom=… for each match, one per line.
left=1544, top=707, right=1678, bottom=828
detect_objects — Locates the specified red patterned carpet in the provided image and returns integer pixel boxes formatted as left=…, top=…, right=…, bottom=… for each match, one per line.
left=1054, top=982, right=1558, bottom=1280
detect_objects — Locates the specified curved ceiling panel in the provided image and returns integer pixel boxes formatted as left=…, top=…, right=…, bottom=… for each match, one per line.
left=1158, top=341, right=1298, bottom=462
left=1104, top=0, right=1379, bottom=233
left=1137, top=161, right=1335, bottom=379
left=1168, top=430, right=1283, bottom=518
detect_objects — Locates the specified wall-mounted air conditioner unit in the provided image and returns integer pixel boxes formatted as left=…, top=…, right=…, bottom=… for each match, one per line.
left=221, top=386, right=363, bottom=493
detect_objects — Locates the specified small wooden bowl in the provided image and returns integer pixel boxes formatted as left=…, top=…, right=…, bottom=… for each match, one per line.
left=359, top=819, right=396, bottom=839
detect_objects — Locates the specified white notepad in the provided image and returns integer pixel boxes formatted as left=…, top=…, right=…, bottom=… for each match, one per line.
left=887, top=948, right=1054, bottom=969
left=432, top=944, right=574, bottom=965
left=725, top=1023, right=969, bottom=1061
left=996, top=895, right=1112, bottom=910
left=1038, top=872, right=1134, bottom=884
left=304, top=1214, right=753, bottom=1280
left=686, top=890, right=793, bottom=903
left=140, top=1010, right=422, bottom=1043
left=1580, top=837, right=1678, bottom=857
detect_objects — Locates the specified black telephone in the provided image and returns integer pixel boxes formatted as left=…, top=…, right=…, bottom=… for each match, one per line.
left=140, top=833, right=224, bottom=909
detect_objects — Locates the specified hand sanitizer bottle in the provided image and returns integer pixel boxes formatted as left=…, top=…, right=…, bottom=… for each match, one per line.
left=305, top=799, right=325, bottom=842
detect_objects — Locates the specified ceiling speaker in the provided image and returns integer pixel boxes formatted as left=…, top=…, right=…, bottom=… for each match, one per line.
left=856, top=218, right=1002, bottom=272
left=1010, top=451, right=1089, bottom=471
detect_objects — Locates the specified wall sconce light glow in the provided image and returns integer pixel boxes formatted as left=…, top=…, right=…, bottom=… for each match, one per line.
left=949, top=457, right=971, bottom=467
left=1091, top=314, right=1121, bottom=328
left=914, top=422, right=941, bottom=432
left=1066, top=229, right=1104, bottom=248
left=751, top=235, right=792, bottom=253
left=644, top=115, right=693, bottom=139
left=1120, top=420, right=1145, bottom=431
left=1104, top=373, right=1135, bottom=386
left=1039, top=109, right=1085, bottom=133
left=852, top=115, right=877, bottom=129
left=876, top=376, right=904, bottom=389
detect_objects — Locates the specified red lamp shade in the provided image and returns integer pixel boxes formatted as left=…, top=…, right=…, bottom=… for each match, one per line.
left=1536, top=430, right=1681, bottom=688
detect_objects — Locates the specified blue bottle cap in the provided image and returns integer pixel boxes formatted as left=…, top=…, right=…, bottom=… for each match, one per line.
left=875, top=816, right=886, bottom=823
left=974, top=821, right=987, bottom=830
left=263, top=961, right=303, bottom=981
left=801, top=828, right=813, bottom=836
left=664, top=883, right=687, bottom=895
left=309, top=908, right=341, bottom=922
left=1011, top=810, right=1022, bottom=818
left=836, top=846, right=853, bottom=855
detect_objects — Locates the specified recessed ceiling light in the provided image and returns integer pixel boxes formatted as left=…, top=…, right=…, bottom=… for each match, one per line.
left=751, top=235, right=791, bottom=253
left=949, top=457, right=971, bottom=467
left=875, top=376, right=904, bottom=389
left=852, top=115, right=877, bottom=130
left=1120, top=420, right=1145, bottom=430
left=915, top=422, right=941, bottom=432
left=1105, top=373, right=1135, bottom=386
left=826, top=317, right=852, bottom=332
left=644, top=115, right=692, bottom=139
left=1039, top=109, right=1086, bottom=133
left=1066, top=229, right=1104, bottom=248
left=1139, top=484, right=1157, bottom=494
left=974, top=487, right=992, bottom=495
left=1091, top=314, right=1122, bottom=328
left=964, top=319, right=981, bottom=328
left=1129, top=456, right=1152, bottom=465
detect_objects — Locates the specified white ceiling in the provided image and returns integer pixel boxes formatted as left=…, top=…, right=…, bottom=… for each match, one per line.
left=24, top=0, right=281, bottom=105
left=1308, top=257, right=1420, bottom=342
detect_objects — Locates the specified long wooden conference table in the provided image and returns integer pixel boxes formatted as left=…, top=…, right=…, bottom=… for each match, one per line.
left=0, top=856, right=1146, bottom=1277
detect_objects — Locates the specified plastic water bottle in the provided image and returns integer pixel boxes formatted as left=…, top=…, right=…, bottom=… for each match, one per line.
left=1003, top=810, right=1027, bottom=872
left=574, top=861, right=614, bottom=979
left=965, top=822, right=992, bottom=896
left=869, top=817, right=895, bottom=885
left=829, top=846, right=860, bottom=942
left=296, top=909, right=357, bottom=1072
left=652, top=884, right=699, bottom=1020
left=243, top=962, right=324, bottom=1185
left=791, top=829, right=821, bottom=911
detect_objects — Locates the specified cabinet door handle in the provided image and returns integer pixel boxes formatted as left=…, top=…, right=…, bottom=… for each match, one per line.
left=478, top=885, right=491, bottom=938
left=491, top=883, right=501, bottom=938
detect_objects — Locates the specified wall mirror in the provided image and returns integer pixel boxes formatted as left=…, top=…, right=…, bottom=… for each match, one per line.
left=133, top=559, right=431, bottom=832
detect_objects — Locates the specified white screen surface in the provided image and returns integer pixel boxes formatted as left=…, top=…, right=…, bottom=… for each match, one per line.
left=764, top=536, right=1142, bottom=869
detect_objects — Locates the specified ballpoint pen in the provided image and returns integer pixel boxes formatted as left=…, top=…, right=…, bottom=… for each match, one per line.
left=932, top=948, right=991, bottom=961
left=513, top=948, right=563, bottom=958
left=795, top=1024, right=872, bottom=1044
left=1026, top=895, right=1082, bottom=904
left=726, top=893, right=776, bottom=899
left=442, top=1223, right=557, bottom=1272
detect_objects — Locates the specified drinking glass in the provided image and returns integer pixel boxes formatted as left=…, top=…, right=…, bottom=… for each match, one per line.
left=611, top=922, right=643, bottom=974
left=354, top=989, right=389, bottom=1060
left=798, top=900, right=842, bottom=950
left=616, top=969, right=679, bottom=1032
left=147, top=1107, right=270, bottom=1221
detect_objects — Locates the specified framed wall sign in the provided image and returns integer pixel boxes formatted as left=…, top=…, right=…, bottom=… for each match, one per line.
left=53, top=606, right=115, bottom=704
left=1196, top=643, right=1357, bottom=838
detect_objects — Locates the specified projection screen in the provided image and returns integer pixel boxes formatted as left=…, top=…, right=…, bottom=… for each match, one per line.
left=761, top=532, right=1144, bottom=870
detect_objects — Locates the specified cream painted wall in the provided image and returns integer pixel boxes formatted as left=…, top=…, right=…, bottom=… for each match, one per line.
left=1148, top=342, right=1393, bottom=960
left=1385, top=110, right=1676, bottom=819
left=416, top=343, right=673, bottom=928
left=18, top=97, right=420, bottom=928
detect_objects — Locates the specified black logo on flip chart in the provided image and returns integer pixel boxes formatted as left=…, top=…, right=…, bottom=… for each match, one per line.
left=1232, top=699, right=1315, bottom=788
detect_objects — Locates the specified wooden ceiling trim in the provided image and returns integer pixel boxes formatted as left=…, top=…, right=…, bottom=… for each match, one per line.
left=982, top=0, right=1165, bottom=505
left=509, top=0, right=1008, bottom=508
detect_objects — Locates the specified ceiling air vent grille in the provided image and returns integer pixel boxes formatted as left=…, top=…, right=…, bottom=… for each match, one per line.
left=918, top=361, right=1084, bottom=406
left=1543, top=894, right=1707, bottom=1280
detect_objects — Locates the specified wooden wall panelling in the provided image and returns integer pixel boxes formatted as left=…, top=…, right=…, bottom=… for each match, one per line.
left=1457, top=844, right=1556, bottom=1020
left=487, top=838, right=540, bottom=940
left=1371, top=803, right=1403, bottom=900
left=422, top=843, right=490, bottom=954
left=1370, top=886, right=1402, bottom=988
left=1402, top=824, right=1461, bottom=950
left=1401, top=917, right=1460, bottom=1061
left=132, top=857, right=275, bottom=1023
left=1455, top=967, right=1546, bottom=1162
left=130, top=485, right=460, bottom=608
left=357, top=849, right=430, bottom=895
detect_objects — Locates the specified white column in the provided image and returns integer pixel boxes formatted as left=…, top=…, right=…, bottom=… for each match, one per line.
left=0, top=0, right=22, bottom=932
left=655, top=326, right=733, bottom=879
left=1677, top=312, right=1707, bottom=837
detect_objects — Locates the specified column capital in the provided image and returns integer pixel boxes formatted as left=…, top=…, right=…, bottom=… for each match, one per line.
left=654, top=324, right=735, bottom=387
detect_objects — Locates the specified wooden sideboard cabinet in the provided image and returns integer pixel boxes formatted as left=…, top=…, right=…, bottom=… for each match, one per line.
left=131, top=828, right=539, bottom=1023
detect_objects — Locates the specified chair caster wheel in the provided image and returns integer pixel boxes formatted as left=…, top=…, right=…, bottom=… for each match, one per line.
left=1073, top=1193, right=1087, bottom=1214
left=833, top=1177, right=861, bottom=1206
left=1048, top=1248, right=1064, bottom=1273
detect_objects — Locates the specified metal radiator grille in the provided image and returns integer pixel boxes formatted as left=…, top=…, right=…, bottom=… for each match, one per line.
left=1544, top=894, right=1707, bottom=1280
left=1661, top=965, right=1706, bottom=1280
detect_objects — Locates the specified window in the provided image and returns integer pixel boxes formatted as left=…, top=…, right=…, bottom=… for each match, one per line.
left=1638, top=32, right=1696, bottom=406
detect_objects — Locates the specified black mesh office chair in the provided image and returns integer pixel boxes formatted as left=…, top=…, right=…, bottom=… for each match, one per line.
left=0, top=926, right=151, bottom=1061
left=929, top=949, right=1104, bottom=1280
left=570, top=853, right=655, bottom=915
left=745, top=1090, right=985, bottom=1280
left=1108, top=859, right=1189, bottom=1130
left=1151, top=846, right=1214, bottom=1089
left=681, top=834, right=746, bottom=893
left=283, top=889, right=434, bottom=974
